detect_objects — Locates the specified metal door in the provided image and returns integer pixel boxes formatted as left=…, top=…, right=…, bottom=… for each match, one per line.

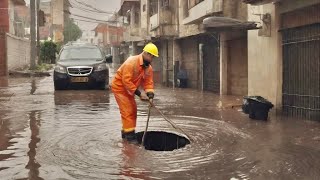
left=282, top=23, right=320, bottom=119
left=202, top=35, right=220, bottom=93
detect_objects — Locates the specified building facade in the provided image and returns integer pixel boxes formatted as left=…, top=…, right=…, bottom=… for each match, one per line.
left=119, top=0, right=249, bottom=92
left=93, top=23, right=124, bottom=68
left=50, top=0, right=71, bottom=43
left=0, top=0, right=28, bottom=76
left=118, top=0, right=319, bottom=120
left=244, top=0, right=320, bottom=119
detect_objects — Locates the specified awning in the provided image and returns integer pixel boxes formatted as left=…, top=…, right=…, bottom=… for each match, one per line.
left=242, top=0, right=282, bottom=5
left=203, top=17, right=260, bottom=31
left=118, top=0, right=140, bottom=16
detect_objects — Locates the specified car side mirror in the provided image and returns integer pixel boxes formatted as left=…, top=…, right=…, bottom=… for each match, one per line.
left=105, top=54, right=113, bottom=63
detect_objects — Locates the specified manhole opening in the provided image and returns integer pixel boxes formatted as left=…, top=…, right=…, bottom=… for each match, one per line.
left=136, top=131, right=190, bottom=151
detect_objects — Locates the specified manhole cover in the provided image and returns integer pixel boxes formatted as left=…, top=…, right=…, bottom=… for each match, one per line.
left=136, top=131, right=190, bottom=151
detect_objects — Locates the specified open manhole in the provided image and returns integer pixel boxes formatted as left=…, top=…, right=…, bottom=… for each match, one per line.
left=136, top=131, right=190, bottom=151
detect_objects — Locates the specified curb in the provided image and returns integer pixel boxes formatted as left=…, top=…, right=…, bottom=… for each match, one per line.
left=9, top=70, right=51, bottom=77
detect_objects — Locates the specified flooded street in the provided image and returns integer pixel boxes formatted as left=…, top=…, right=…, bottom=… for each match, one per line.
left=1, top=74, right=320, bottom=180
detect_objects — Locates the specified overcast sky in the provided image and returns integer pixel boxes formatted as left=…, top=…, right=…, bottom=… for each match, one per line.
left=26, top=0, right=121, bottom=31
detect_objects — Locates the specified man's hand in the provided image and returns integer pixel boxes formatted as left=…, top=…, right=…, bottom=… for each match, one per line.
left=140, top=94, right=149, bottom=101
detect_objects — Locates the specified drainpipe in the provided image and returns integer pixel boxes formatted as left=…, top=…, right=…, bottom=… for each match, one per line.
left=199, top=43, right=204, bottom=91
left=172, top=39, right=175, bottom=89
left=173, top=0, right=179, bottom=89
left=166, top=40, right=169, bottom=87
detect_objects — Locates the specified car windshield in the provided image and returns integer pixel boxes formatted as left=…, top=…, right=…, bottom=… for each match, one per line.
left=59, top=47, right=103, bottom=60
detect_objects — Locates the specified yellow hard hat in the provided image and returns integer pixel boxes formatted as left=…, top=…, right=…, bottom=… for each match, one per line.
left=143, top=43, right=159, bottom=57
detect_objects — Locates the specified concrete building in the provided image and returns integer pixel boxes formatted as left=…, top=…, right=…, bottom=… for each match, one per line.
left=177, top=0, right=251, bottom=94
left=51, top=0, right=71, bottom=43
left=118, top=0, right=162, bottom=82
left=93, top=23, right=124, bottom=67
left=40, top=1, right=52, bottom=40
left=243, top=0, right=320, bottom=119
left=118, top=0, right=144, bottom=56
left=0, top=0, right=30, bottom=76
left=80, top=30, right=96, bottom=44
left=118, top=0, right=319, bottom=120
left=118, top=0, right=252, bottom=92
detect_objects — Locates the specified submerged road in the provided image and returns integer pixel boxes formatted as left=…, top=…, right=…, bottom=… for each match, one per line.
left=0, top=74, right=320, bottom=179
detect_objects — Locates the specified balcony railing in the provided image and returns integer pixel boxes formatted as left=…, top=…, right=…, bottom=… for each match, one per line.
left=150, top=13, right=159, bottom=30
left=182, top=0, right=223, bottom=25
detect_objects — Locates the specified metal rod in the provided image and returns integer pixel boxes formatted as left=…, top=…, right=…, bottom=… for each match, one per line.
left=142, top=104, right=151, bottom=147
left=149, top=101, right=193, bottom=142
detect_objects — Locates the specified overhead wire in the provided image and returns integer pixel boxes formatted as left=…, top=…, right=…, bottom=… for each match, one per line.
left=70, top=2, right=114, bottom=15
left=70, top=0, right=115, bottom=14
left=71, top=17, right=118, bottom=24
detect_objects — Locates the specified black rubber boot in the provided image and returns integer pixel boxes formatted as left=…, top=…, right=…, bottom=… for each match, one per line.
left=121, top=131, right=139, bottom=145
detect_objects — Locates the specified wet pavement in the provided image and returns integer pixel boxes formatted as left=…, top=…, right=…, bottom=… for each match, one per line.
left=1, top=73, right=320, bottom=180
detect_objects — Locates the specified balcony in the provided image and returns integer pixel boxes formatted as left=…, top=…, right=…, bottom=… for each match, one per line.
left=118, top=0, right=140, bottom=16
left=182, top=0, right=223, bottom=25
left=150, top=13, right=159, bottom=31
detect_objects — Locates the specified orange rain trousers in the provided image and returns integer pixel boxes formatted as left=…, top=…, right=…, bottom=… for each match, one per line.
left=111, top=53, right=154, bottom=133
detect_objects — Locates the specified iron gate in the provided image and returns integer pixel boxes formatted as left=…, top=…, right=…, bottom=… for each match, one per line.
left=202, top=35, right=220, bottom=93
left=282, top=23, right=320, bottom=120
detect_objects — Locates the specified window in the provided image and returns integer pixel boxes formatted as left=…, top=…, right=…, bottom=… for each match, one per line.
left=149, top=0, right=158, bottom=16
left=60, top=47, right=103, bottom=60
left=188, top=0, right=204, bottom=9
left=143, top=4, right=146, bottom=12
left=161, top=0, right=169, bottom=8
left=134, top=10, right=139, bottom=24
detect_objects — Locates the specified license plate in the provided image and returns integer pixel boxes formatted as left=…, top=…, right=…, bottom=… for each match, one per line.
left=71, top=77, right=89, bottom=83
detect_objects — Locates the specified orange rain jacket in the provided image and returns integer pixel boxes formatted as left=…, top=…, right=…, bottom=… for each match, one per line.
left=111, top=53, right=154, bottom=132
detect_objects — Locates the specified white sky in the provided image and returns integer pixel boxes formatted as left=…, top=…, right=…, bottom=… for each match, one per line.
left=26, top=0, right=121, bottom=31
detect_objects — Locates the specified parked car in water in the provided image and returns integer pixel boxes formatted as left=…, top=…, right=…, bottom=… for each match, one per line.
left=53, top=42, right=112, bottom=90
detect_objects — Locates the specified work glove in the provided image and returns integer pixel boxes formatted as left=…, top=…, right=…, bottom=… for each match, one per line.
left=135, top=89, right=149, bottom=101
left=146, top=92, right=154, bottom=99
left=134, top=89, right=141, bottom=97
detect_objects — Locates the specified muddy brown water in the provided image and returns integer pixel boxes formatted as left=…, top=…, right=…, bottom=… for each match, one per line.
left=1, top=76, right=320, bottom=179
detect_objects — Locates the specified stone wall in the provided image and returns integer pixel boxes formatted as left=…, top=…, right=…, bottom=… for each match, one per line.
left=6, top=33, right=31, bottom=71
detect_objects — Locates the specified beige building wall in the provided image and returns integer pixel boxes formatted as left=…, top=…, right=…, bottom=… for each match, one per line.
left=140, top=0, right=149, bottom=39
left=51, top=0, right=64, bottom=26
left=179, top=37, right=199, bottom=88
left=6, top=33, right=30, bottom=71
left=247, top=4, right=282, bottom=108
left=8, top=1, right=15, bottom=35
left=178, top=0, right=203, bottom=38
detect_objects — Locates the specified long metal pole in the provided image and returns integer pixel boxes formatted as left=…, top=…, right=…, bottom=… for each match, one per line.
left=149, top=100, right=193, bottom=142
left=36, top=0, right=40, bottom=64
left=30, top=0, right=36, bottom=70
left=141, top=104, right=152, bottom=147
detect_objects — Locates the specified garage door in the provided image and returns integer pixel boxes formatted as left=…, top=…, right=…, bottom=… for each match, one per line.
left=202, top=35, right=220, bottom=93
left=282, top=23, right=320, bottom=119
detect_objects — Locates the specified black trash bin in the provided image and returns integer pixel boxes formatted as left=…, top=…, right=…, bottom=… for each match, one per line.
left=242, top=96, right=274, bottom=120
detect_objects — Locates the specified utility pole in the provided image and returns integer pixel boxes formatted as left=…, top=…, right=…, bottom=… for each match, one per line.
left=36, top=0, right=40, bottom=63
left=30, top=0, right=36, bottom=70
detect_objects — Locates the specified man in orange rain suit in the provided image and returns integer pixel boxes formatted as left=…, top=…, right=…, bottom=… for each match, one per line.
left=111, top=43, right=159, bottom=144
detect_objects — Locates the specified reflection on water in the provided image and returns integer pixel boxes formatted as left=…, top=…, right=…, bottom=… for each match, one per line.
left=0, top=76, right=8, bottom=87
left=1, top=76, right=320, bottom=179
left=30, top=79, right=37, bottom=95
left=120, top=143, right=149, bottom=180
left=54, top=90, right=110, bottom=106
left=25, top=110, right=43, bottom=180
